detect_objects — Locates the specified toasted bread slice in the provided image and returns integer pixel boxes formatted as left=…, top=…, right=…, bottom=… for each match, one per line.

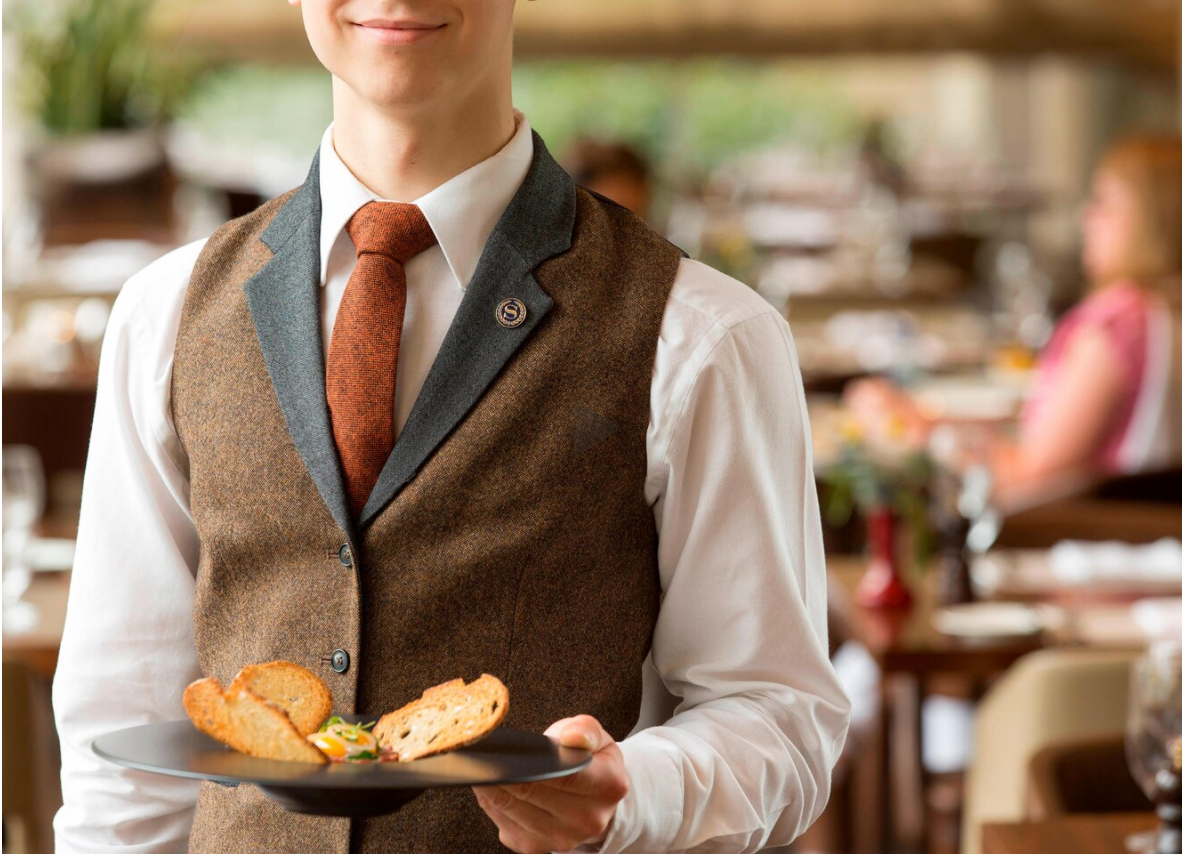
left=227, top=661, right=333, bottom=737
left=374, top=674, right=509, bottom=762
left=183, top=677, right=328, bottom=764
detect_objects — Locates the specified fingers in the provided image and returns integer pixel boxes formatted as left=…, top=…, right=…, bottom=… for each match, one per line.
left=540, top=742, right=628, bottom=798
left=543, top=716, right=580, bottom=739
left=474, top=788, right=554, bottom=854
left=550, top=714, right=616, bottom=752
left=476, top=784, right=614, bottom=853
left=474, top=715, right=626, bottom=853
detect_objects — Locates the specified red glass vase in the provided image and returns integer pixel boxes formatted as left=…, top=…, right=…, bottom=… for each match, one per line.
left=856, top=508, right=913, bottom=610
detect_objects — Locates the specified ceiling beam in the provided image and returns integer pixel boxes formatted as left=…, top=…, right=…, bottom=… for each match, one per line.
left=150, top=0, right=1178, bottom=74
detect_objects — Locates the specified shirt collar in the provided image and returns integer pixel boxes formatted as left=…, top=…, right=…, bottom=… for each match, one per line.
left=317, top=107, right=534, bottom=290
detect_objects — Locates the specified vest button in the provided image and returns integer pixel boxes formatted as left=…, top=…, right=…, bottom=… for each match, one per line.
left=338, top=544, right=353, bottom=567
left=330, top=649, right=350, bottom=674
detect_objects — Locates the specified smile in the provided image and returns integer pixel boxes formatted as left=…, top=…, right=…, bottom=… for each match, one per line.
left=352, top=21, right=446, bottom=45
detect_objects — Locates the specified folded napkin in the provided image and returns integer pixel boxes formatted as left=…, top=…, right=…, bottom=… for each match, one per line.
left=1049, top=538, right=1182, bottom=584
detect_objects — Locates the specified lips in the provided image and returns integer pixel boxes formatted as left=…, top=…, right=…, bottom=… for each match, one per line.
left=352, top=19, right=445, bottom=44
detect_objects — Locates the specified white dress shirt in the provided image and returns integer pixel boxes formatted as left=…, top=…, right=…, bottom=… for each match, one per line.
left=53, top=106, right=850, bottom=854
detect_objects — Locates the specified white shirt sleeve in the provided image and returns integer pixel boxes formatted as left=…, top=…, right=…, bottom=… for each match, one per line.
left=50, top=241, right=848, bottom=853
left=592, top=262, right=852, bottom=853
left=53, top=241, right=208, bottom=853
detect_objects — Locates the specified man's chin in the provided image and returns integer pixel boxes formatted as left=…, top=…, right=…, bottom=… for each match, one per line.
left=337, top=75, right=444, bottom=112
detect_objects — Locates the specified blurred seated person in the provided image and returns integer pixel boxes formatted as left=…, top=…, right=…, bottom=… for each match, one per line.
left=560, top=137, right=653, bottom=219
left=846, top=135, right=1182, bottom=497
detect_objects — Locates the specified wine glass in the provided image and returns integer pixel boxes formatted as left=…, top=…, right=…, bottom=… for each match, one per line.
left=2, top=445, right=46, bottom=633
left=1126, top=641, right=1182, bottom=853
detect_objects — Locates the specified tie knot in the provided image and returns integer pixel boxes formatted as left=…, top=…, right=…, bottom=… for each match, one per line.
left=345, top=201, right=437, bottom=264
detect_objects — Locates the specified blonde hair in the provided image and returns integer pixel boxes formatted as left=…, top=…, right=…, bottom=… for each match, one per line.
left=1096, top=135, right=1182, bottom=291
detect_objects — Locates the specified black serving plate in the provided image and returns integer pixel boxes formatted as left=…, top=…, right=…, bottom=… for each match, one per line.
left=93, top=715, right=591, bottom=817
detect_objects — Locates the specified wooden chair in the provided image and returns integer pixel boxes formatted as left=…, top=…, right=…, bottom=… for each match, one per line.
left=994, top=466, right=1182, bottom=549
left=2, top=661, right=62, bottom=854
left=961, top=648, right=1138, bottom=854
left=1090, top=466, right=1182, bottom=505
left=1026, top=733, right=1151, bottom=818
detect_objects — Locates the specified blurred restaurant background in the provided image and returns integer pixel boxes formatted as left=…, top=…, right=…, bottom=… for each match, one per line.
left=4, top=1, right=1182, bottom=853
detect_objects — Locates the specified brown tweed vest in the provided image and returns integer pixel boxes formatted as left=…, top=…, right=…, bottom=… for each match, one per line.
left=171, top=130, right=685, bottom=853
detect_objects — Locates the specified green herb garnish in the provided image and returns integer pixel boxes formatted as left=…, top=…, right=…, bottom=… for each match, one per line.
left=318, top=715, right=346, bottom=732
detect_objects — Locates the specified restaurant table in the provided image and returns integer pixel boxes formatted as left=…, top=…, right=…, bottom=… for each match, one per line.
left=2, top=570, right=71, bottom=678
left=981, top=813, right=1157, bottom=854
left=3, top=511, right=78, bottom=678
left=829, top=550, right=1175, bottom=854
left=828, top=557, right=1048, bottom=854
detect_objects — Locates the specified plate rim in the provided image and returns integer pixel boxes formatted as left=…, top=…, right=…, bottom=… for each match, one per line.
left=931, top=601, right=1046, bottom=637
left=93, top=718, right=591, bottom=791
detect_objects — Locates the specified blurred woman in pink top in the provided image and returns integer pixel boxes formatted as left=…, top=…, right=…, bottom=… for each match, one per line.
left=846, top=135, right=1182, bottom=494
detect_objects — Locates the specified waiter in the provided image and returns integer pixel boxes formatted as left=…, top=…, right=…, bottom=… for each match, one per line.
left=53, top=1, right=850, bottom=852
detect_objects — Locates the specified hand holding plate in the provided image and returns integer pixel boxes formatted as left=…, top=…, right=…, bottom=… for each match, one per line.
left=473, top=714, right=627, bottom=854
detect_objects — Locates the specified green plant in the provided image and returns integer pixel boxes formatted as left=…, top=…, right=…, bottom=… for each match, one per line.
left=820, top=436, right=937, bottom=569
left=512, top=58, right=863, bottom=182
left=175, top=64, right=334, bottom=156
left=11, top=0, right=207, bottom=135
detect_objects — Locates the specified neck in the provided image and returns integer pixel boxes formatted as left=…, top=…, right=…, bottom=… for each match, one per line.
left=329, top=75, right=516, bottom=203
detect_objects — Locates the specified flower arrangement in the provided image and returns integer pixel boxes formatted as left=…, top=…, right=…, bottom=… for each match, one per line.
left=822, top=417, right=936, bottom=550
left=819, top=415, right=937, bottom=608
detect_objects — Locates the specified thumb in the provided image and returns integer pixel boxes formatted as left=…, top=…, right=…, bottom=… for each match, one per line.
left=555, top=715, right=614, bottom=752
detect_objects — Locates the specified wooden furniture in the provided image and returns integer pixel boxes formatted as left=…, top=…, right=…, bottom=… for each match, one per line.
left=1091, top=467, right=1182, bottom=505
left=829, top=557, right=1044, bottom=853
left=962, top=650, right=1139, bottom=854
left=981, top=813, right=1157, bottom=854
left=2, top=571, right=71, bottom=679
left=997, top=499, right=1182, bottom=549
left=976, top=548, right=1182, bottom=605
left=2, top=386, right=96, bottom=471
left=2, top=386, right=96, bottom=524
left=1026, top=734, right=1150, bottom=818
left=995, top=466, right=1182, bottom=549
left=156, top=0, right=1179, bottom=72
left=2, top=513, right=78, bottom=680
left=828, top=552, right=1170, bottom=854
left=2, top=661, right=62, bottom=854
left=829, top=558, right=1045, bottom=676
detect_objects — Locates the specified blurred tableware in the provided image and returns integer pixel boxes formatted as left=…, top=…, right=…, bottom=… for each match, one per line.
left=960, top=464, right=1003, bottom=556
left=925, top=446, right=975, bottom=605
left=932, top=602, right=1063, bottom=639
left=1132, top=600, right=1182, bottom=642
left=3, top=446, right=46, bottom=632
left=33, top=127, right=165, bottom=185
left=985, top=239, right=1054, bottom=350
left=1051, top=539, right=1182, bottom=585
left=974, top=549, right=1182, bottom=602
left=23, top=537, right=75, bottom=573
left=911, top=374, right=1027, bottom=423
left=1125, top=641, right=1182, bottom=853
left=934, top=522, right=974, bottom=606
left=23, top=239, right=172, bottom=293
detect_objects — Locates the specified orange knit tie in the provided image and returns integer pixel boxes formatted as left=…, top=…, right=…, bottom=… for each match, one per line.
left=326, top=201, right=438, bottom=518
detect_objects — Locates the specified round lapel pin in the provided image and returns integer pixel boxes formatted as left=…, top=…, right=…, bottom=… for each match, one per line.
left=495, top=297, right=527, bottom=329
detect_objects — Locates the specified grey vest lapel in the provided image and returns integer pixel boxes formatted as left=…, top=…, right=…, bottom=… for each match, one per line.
left=242, top=150, right=355, bottom=542
left=357, top=129, right=576, bottom=528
